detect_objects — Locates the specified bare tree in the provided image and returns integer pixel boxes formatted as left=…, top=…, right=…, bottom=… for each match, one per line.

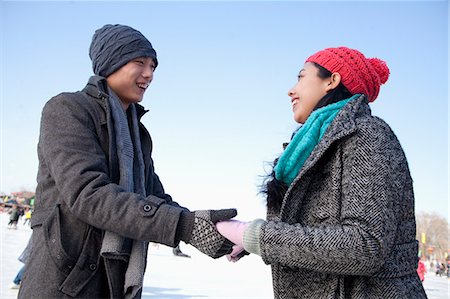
left=416, top=211, right=449, bottom=261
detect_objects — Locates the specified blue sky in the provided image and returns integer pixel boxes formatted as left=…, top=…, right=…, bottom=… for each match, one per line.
left=0, top=1, right=448, bottom=220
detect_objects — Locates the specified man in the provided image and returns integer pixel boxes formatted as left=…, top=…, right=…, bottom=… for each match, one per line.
left=19, top=24, right=236, bottom=299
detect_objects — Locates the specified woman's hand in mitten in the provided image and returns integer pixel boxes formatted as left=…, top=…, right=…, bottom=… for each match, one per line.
left=215, top=220, right=249, bottom=247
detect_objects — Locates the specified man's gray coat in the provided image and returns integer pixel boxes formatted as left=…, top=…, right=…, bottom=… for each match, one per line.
left=19, top=76, right=186, bottom=298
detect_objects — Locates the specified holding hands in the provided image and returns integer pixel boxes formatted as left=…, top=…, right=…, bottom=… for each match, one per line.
left=216, top=220, right=250, bottom=262
left=179, top=209, right=238, bottom=258
left=177, top=208, right=252, bottom=262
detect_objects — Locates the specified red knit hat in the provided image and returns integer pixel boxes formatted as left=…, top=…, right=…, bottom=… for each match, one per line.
left=306, top=47, right=390, bottom=102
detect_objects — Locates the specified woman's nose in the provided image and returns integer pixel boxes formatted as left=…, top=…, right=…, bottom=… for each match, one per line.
left=288, top=88, right=295, bottom=97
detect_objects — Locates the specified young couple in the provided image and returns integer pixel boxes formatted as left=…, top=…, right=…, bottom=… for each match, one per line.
left=19, top=24, right=426, bottom=299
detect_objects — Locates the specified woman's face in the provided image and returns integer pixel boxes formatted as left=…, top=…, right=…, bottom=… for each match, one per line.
left=288, top=62, right=330, bottom=124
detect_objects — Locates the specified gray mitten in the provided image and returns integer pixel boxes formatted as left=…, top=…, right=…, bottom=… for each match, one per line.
left=177, top=209, right=237, bottom=258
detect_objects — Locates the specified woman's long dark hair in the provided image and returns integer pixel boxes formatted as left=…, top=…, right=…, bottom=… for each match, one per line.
left=260, top=62, right=352, bottom=213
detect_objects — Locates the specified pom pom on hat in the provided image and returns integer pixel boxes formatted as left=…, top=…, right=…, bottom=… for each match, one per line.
left=368, top=58, right=389, bottom=84
left=89, top=24, right=158, bottom=77
left=306, top=47, right=390, bottom=102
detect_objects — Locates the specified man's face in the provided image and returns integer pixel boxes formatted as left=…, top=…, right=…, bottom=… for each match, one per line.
left=106, top=57, right=156, bottom=109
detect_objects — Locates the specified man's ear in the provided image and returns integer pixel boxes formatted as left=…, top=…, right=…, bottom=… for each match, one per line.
left=325, top=72, right=341, bottom=92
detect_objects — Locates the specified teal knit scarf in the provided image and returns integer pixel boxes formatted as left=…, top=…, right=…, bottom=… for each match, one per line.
left=274, top=94, right=359, bottom=185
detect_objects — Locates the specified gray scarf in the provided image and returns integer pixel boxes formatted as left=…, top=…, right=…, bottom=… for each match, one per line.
left=101, top=87, right=147, bottom=298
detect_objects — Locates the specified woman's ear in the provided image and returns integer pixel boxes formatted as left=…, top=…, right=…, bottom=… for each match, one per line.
left=325, top=72, right=341, bottom=92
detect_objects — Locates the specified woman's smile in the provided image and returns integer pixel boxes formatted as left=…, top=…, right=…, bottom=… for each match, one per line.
left=291, top=97, right=300, bottom=111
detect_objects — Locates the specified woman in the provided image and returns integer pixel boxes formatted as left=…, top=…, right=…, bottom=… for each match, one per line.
left=217, top=47, right=427, bottom=298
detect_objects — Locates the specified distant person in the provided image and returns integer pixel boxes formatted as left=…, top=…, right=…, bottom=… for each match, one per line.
left=173, top=244, right=191, bottom=258
left=434, top=261, right=446, bottom=276
left=9, top=236, right=32, bottom=290
left=7, top=204, right=19, bottom=229
left=417, top=258, right=427, bottom=282
left=9, top=265, right=25, bottom=290
left=19, top=24, right=236, bottom=299
left=22, top=208, right=32, bottom=226
left=18, top=206, right=25, bottom=220
left=446, top=261, right=450, bottom=278
left=435, top=262, right=441, bottom=276
left=216, top=47, right=427, bottom=298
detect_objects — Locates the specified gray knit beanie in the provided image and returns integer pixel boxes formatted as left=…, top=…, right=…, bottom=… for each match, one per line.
left=89, top=24, right=158, bottom=77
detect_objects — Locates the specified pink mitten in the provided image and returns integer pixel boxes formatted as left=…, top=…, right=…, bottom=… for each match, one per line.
left=215, top=220, right=248, bottom=247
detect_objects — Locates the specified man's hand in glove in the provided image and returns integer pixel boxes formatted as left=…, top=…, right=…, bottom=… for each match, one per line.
left=176, top=209, right=237, bottom=259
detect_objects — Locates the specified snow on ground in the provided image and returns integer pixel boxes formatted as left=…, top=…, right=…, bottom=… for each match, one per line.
left=0, top=212, right=272, bottom=299
left=3, top=211, right=447, bottom=299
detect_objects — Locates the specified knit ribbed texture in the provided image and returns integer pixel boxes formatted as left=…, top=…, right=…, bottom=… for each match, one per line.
left=176, top=211, right=195, bottom=243
left=188, top=210, right=236, bottom=258
left=101, top=88, right=147, bottom=299
left=306, top=47, right=389, bottom=102
left=89, top=24, right=158, bottom=77
left=243, top=219, right=265, bottom=256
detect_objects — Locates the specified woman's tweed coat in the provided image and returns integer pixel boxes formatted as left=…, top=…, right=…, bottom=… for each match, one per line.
left=19, top=76, right=186, bottom=298
left=260, top=95, right=427, bottom=298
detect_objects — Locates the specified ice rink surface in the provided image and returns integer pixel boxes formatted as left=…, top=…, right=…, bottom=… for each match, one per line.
left=1, top=212, right=448, bottom=299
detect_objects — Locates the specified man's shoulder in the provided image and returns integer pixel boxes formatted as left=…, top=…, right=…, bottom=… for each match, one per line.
left=40, top=90, right=107, bottom=128
left=48, top=89, right=86, bottom=103
left=45, top=89, right=100, bottom=112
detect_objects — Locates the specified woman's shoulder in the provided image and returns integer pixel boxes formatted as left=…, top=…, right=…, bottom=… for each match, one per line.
left=356, top=113, right=394, bottom=135
left=346, top=96, right=393, bottom=133
left=350, top=113, right=406, bottom=158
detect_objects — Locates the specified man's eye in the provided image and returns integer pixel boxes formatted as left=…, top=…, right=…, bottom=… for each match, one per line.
left=135, top=60, right=144, bottom=65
